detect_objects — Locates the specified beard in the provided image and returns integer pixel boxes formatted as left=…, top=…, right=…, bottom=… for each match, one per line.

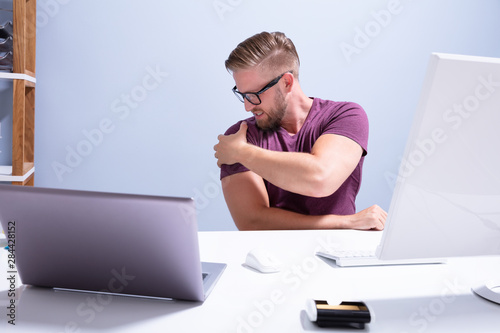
left=255, top=89, right=287, bottom=132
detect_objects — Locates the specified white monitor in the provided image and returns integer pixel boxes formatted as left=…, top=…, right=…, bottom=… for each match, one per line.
left=376, top=52, right=500, bottom=302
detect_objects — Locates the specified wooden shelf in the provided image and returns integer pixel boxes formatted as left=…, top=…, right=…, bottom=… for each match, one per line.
left=0, top=0, right=37, bottom=186
left=0, top=164, right=35, bottom=183
left=0, top=72, right=36, bottom=83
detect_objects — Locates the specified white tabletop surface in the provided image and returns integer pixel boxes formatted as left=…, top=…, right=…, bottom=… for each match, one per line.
left=1, top=229, right=499, bottom=332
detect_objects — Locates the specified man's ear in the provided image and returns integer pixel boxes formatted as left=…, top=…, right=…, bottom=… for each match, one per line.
left=282, top=72, right=294, bottom=92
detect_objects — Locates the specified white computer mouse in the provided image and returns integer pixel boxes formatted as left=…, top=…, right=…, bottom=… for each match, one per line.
left=244, top=248, right=281, bottom=273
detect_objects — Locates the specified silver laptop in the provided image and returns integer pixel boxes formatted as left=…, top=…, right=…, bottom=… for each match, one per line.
left=0, top=184, right=225, bottom=302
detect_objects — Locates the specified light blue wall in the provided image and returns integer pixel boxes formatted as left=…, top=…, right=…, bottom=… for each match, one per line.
left=15, top=0, right=500, bottom=230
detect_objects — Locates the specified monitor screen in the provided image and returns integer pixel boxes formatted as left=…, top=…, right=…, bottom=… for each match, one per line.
left=377, top=53, right=500, bottom=261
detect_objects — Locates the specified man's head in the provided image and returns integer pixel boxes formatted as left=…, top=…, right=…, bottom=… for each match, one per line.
left=225, top=31, right=300, bottom=79
left=226, top=32, right=300, bottom=131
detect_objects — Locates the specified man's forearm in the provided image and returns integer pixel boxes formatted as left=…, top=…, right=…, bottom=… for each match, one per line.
left=236, top=204, right=386, bottom=231
left=234, top=204, right=348, bottom=230
left=221, top=172, right=386, bottom=231
left=238, top=144, right=326, bottom=197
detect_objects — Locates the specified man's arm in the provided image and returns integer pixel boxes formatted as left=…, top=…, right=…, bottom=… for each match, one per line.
left=215, top=122, right=362, bottom=198
left=222, top=170, right=386, bottom=230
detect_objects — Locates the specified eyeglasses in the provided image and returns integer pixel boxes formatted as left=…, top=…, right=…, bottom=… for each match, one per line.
left=232, top=71, right=292, bottom=106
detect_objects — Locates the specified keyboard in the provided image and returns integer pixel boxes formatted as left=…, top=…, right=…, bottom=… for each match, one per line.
left=316, top=249, right=445, bottom=267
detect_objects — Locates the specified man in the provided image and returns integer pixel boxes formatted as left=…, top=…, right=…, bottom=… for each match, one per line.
left=214, top=31, right=387, bottom=230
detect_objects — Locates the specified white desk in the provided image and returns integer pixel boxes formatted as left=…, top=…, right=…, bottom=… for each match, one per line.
left=1, top=229, right=499, bottom=332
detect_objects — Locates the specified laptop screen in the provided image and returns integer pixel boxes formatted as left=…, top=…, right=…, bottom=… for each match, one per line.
left=0, top=185, right=208, bottom=301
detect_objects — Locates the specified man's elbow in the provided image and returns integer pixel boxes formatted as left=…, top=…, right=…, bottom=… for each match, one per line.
left=303, top=186, right=337, bottom=198
left=303, top=172, right=340, bottom=198
left=232, top=211, right=267, bottom=231
left=236, top=223, right=259, bottom=231
left=234, top=217, right=263, bottom=231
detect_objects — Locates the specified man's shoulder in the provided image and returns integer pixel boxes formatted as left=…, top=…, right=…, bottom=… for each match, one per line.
left=223, top=116, right=267, bottom=150
left=310, top=98, right=366, bottom=123
left=313, top=98, right=364, bottom=113
left=223, top=116, right=256, bottom=135
left=310, top=98, right=369, bottom=153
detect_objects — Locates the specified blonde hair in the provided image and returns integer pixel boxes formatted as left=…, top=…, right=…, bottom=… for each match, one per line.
left=225, top=31, right=300, bottom=80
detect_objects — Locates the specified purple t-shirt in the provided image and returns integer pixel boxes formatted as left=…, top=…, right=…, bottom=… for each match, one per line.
left=220, top=98, right=368, bottom=216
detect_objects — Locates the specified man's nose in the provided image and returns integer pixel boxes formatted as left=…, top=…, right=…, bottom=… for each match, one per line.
left=244, top=99, right=255, bottom=112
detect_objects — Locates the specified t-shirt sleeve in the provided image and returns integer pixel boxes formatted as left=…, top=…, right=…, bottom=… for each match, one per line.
left=219, top=121, right=251, bottom=180
left=323, top=102, right=369, bottom=156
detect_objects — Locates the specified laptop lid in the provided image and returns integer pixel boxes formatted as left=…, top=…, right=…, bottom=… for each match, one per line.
left=0, top=185, right=224, bottom=302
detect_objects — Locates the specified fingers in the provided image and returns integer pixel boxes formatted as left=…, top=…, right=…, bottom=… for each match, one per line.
left=370, top=204, right=387, bottom=230
left=238, top=121, right=248, bottom=136
left=214, top=122, right=247, bottom=167
left=213, top=135, right=226, bottom=167
left=213, top=141, right=220, bottom=167
left=214, top=152, right=221, bottom=168
left=373, top=220, right=385, bottom=231
left=355, top=204, right=386, bottom=231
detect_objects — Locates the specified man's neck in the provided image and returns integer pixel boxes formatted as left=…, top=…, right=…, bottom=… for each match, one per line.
left=281, top=93, right=314, bottom=135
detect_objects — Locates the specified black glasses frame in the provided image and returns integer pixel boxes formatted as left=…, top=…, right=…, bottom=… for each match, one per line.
left=232, top=71, right=292, bottom=106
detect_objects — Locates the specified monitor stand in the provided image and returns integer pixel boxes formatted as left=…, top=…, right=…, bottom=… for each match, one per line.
left=472, top=281, right=500, bottom=305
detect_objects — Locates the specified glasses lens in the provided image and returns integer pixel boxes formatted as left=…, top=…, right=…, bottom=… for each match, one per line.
left=233, top=90, right=245, bottom=103
left=245, top=93, right=261, bottom=105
